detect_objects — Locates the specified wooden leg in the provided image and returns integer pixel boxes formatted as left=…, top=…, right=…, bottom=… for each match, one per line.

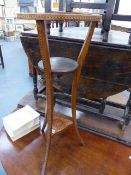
left=71, top=22, right=97, bottom=146
left=129, top=33, right=131, bottom=44
left=99, top=98, right=106, bottom=114
left=41, top=115, right=47, bottom=133
left=41, top=103, right=48, bottom=133
left=0, top=45, right=4, bottom=68
left=41, top=122, right=52, bottom=175
left=72, top=73, right=84, bottom=146
left=46, top=21, right=51, bottom=34
left=33, top=67, right=38, bottom=100
left=41, top=96, right=54, bottom=175
left=122, top=90, right=131, bottom=127
left=28, top=57, right=33, bottom=76
left=59, top=21, right=63, bottom=32
left=36, top=20, right=54, bottom=174
left=41, top=93, right=56, bottom=133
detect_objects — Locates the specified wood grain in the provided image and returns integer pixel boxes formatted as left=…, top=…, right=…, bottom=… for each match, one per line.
left=20, top=28, right=131, bottom=99
left=38, top=57, right=78, bottom=73
left=32, top=13, right=99, bottom=174
left=1, top=126, right=131, bottom=175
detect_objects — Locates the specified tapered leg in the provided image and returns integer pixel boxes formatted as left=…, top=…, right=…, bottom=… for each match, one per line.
left=71, top=73, right=84, bottom=146
left=41, top=122, right=52, bottom=175
left=36, top=20, right=54, bottom=175
left=71, top=22, right=97, bottom=146
left=41, top=96, right=54, bottom=175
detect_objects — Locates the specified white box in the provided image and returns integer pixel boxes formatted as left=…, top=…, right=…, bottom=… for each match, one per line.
left=3, top=105, right=40, bottom=142
left=11, top=123, right=40, bottom=142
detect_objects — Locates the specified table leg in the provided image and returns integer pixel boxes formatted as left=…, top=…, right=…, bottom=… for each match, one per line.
left=0, top=45, right=4, bottom=68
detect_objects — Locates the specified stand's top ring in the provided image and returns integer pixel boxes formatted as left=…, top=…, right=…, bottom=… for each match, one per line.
left=17, top=12, right=101, bottom=22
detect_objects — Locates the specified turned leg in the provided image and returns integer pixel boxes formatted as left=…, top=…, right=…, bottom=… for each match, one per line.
left=122, top=90, right=131, bottom=127
left=129, top=33, right=131, bottom=44
left=0, top=45, right=4, bottom=68
left=33, top=67, right=38, bottom=100
left=46, top=21, right=51, bottom=35
left=59, top=21, right=63, bottom=32
left=99, top=98, right=106, bottom=114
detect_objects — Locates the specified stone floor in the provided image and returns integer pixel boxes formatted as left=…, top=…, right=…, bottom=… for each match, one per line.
left=0, top=39, right=33, bottom=130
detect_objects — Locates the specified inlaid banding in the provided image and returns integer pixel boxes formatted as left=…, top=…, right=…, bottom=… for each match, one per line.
left=17, top=13, right=102, bottom=22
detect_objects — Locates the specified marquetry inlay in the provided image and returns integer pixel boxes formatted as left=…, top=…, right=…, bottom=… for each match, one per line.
left=17, top=12, right=101, bottom=22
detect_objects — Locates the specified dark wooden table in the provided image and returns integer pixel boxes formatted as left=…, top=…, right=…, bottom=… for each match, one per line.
left=21, top=27, right=131, bottom=99
left=21, top=27, right=131, bottom=127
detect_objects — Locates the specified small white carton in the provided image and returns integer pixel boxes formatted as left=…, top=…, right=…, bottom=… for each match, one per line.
left=3, top=105, right=40, bottom=141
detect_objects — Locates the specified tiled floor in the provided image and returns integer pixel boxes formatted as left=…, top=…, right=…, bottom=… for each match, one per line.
left=0, top=40, right=33, bottom=129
